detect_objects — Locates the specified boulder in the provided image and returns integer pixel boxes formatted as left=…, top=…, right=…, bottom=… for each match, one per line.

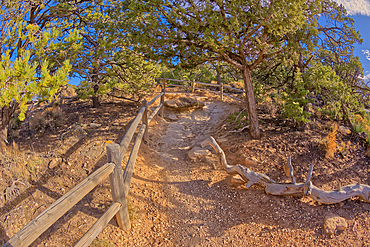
left=164, top=97, right=204, bottom=110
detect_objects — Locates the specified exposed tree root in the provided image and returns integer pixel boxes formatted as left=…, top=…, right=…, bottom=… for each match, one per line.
left=201, top=136, right=370, bottom=204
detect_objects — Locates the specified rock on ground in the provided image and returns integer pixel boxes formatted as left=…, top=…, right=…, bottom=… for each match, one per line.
left=166, top=114, right=178, bottom=121
left=323, top=213, right=348, bottom=237
left=164, top=97, right=204, bottom=110
left=187, top=147, right=211, bottom=161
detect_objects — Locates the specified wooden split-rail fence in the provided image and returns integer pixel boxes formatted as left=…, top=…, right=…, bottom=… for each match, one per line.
left=3, top=78, right=245, bottom=247
left=155, top=78, right=246, bottom=103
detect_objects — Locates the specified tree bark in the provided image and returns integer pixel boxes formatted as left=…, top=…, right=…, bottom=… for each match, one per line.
left=0, top=125, right=7, bottom=144
left=241, top=67, right=260, bottom=139
left=92, top=83, right=100, bottom=108
left=216, top=65, right=221, bottom=86
left=0, top=105, right=15, bottom=143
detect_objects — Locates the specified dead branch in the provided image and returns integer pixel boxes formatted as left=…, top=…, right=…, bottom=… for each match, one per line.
left=228, top=125, right=250, bottom=133
left=282, top=156, right=296, bottom=184
left=201, top=136, right=370, bottom=204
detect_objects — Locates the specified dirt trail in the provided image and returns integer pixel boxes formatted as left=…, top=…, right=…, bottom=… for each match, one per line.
left=152, top=98, right=241, bottom=246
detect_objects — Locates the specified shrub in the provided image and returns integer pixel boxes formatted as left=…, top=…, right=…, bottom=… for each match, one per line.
left=352, top=114, right=370, bottom=145
left=279, top=71, right=312, bottom=125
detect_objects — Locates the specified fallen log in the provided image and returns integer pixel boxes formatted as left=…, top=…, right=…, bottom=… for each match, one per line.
left=201, top=136, right=370, bottom=204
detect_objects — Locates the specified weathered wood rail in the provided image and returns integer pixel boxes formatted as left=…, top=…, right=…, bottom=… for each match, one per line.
left=2, top=90, right=165, bottom=247
left=155, top=78, right=246, bottom=102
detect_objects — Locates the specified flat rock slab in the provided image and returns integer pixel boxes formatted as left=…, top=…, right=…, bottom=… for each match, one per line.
left=188, top=147, right=211, bottom=161
left=166, top=114, right=178, bottom=121
left=164, top=97, right=205, bottom=110
left=323, top=213, right=348, bottom=237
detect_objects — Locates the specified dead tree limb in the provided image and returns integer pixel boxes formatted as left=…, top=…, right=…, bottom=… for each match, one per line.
left=201, top=136, right=370, bottom=204
left=283, top=156, right=296, bottom=184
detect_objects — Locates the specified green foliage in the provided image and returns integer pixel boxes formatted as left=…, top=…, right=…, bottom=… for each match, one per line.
left=121, top=0, right=364, bottom=138
left=279, top=71, right=311, bottom=124
left=57, top=1, right=160, bottom=105
left=160, top=62, right=240, bottom=87
left=124, top=0, right=315, bottom=70
left=161, top=64, right=216, bottom=85
left=353, top=120, right=365, bottom=134
left=255, top=57, right=363, bottom=124
left=304, top=61, right=360, bottom=119
left=0, top=0, right=72, bottom=133
left=105, top=50, right=160, bottom=99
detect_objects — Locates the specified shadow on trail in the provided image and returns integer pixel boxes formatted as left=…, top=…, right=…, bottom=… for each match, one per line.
left=131, top=171, right=323, bottom=243
left=0, top=118, right=138, bottom=245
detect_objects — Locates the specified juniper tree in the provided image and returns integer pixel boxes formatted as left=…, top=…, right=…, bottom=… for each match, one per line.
left=119, top=0, right=363, bottom=138
left=252, top=1, right=365, bottom=124
left=0, top=0, right=79, bottom=143
left=57, top=0, right=160, bottom=107
left=118, top=0, right=326, bottom=138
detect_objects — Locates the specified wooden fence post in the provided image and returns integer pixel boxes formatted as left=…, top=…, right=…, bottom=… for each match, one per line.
left=106, top=143, right=131, bottom=231
left=220, top=83, right=224, bottom=101
left=142, top=99, right=149, bottom=143
left=159, top=88, right=165, bottom=118
left=191, top=80, right=195, bottom=93
left=162, top=78, right=166, bottom=92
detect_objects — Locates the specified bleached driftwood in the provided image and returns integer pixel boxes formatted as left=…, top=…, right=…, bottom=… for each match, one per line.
left=201, top=136, right=370, bottom=204
left=283, top=156, right=296, bottom=184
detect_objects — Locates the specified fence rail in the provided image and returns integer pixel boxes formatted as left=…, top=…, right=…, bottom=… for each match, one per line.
left=3, top=163, right=115, bottom=247
left=155, top=78, right=246, bottom=102
left=3, top=77, right=243, bottom=247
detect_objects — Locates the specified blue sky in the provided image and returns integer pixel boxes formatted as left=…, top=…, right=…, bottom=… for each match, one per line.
left=335, top=0, right=370, bottom=82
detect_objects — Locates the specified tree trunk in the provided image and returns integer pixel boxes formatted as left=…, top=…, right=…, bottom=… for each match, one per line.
left=216, top=65, right=221, bottom=86
left=0, top=106, right=13, bottom=143
left=241, top=67, right=260, bottom=139
left=92, top=83, right=100, bottom=108
left=92, top=95, right=100, bottom=108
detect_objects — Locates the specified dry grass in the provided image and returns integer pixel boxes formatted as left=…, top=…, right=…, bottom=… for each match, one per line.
left=90, top=239, right=115, bottom=247
left=0, top=142, right=29, bottom=180
left=0, top=141, right=42, bottom=206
